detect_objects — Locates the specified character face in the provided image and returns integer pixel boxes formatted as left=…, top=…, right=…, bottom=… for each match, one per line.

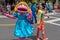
left=17, top=4, right=28, bottom=14
left=14, top=2, right=31, bottom=14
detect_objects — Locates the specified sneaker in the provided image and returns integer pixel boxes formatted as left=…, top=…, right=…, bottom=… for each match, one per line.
left=43, top=38, right=48, bottom=40
left=37, top=38, right=40, bottom=40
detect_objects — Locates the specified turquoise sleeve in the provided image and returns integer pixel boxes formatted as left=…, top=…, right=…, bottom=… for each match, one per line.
left=13, top=12, right=18, bottom=17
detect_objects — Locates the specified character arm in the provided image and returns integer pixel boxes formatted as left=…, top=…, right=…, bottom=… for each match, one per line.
left=4, top=12, right=17, bottom=19
left=25, top=12, right=32, bottom=19
left=41, top=11, right=49, bottom=19
left=44, top=10, right=49, bottom=18
left=26, top=12, right=32, bottom=23
left=28, top=12, right=32, bottom=19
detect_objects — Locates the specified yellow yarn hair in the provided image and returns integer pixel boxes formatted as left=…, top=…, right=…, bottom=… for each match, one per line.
left=14, top=1, right=31, bottom=13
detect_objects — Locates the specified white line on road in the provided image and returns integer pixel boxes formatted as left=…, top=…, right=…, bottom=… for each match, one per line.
left=44, top=16, right=57, bottom=19
left=0, top=16, right=8, bottom=18
left=45, top=21, right=60, bottom=26
left=44, top=17, right=60, bottom=26
left=47, top=13, right=54, bottom=15
left=45, top=18, right=60, bottom=23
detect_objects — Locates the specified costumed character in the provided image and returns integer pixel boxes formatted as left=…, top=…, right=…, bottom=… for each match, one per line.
left=36, top=5, right=48, bottom=40
left=4, top=1, right=34, bottom=40
left=31, top=2, right=37, bottom=24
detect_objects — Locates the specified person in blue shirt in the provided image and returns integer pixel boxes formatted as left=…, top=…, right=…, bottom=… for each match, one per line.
left=45, top=2, right=53, bottom=12
left=31, top=2, right=37, bottom=24
left=48, top=2, right=53, bottom=12
left=45, top=2, right=49, bottom=10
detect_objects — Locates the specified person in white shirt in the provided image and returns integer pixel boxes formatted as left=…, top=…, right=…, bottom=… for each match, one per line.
left=6, top=3, right=11, bottom=14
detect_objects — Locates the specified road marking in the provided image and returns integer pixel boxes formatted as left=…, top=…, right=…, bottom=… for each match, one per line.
left=47, top=13, right=54, bottom=15
left=0, top=24, right=15, bottom=26
left=50, top=23, right=60, bottom=26
left=44, top=16, right=57, bottom=19
left=45, top=18, right=60, bottom=23
left=0, top=14, right=60, bottom=26
left=45, top=22, right=60, bottom=26
left=44, top=17, right=60, bottom=26
left=0, top=16, right=8, bottom=18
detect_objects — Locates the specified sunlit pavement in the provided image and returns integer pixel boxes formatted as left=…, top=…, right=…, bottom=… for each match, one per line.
left=0, top=12, right=60, bottom=40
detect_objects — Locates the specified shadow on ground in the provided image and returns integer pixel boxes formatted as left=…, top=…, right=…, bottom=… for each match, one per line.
left=12, top=35, right=42, bottom=40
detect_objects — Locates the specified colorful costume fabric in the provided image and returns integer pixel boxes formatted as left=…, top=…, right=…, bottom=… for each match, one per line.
left=14, top=2, right=34, bottom=38
left=4, top=1, right=34, bottom=38
left=36, top=9, right=48, bottom=40
left=37, top=10, right=44, bottom=30
left=14, top=12, right=34, bottom=37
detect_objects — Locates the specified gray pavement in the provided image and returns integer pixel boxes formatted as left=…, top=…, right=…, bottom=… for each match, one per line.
left=0, top=18, right=16, bottom=24
left=0, top=13, right=60, bottom=40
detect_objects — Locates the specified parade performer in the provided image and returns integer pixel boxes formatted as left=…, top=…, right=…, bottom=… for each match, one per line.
left=31, top=2, right=37, bottom=24
left=4, top=1, right=34, bottom=40
left=36, top=5, right=48, bottom=40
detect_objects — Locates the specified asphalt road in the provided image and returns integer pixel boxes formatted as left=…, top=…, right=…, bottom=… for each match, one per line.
left=0, top=13, right=60, bottom=40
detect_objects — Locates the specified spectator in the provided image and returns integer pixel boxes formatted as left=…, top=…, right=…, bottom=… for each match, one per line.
left=45, top=2, right=53, bottom=12
left=6, top=3, right=11, bottom=14
left=11, top=3, right=15, bottom=11
left=48, top=2, right=53, bottom=12
left=0, top=2, right=3, bottom=15
left=0, top=2, right=3, bottom=12
left=45, top=2, right=49, bottom=11
left=31, top=2, right=37, bottom=24
left=37, top=1, right=41, bottom=6
left=10, top=3, right=15, bottom=14
left=54, top=2, right=59, bottom=9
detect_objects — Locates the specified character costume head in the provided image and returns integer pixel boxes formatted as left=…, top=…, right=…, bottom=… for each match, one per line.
left=14, top=1, right=31, bottom=14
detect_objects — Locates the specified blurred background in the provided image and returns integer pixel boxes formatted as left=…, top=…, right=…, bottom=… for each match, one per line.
left=0, top=0, right=60, bottom=40
left=0, top=0, right=60, bottom=15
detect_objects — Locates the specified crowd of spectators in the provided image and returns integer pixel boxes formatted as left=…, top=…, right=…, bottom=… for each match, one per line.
left=0, top=1, right=60, bottom=15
